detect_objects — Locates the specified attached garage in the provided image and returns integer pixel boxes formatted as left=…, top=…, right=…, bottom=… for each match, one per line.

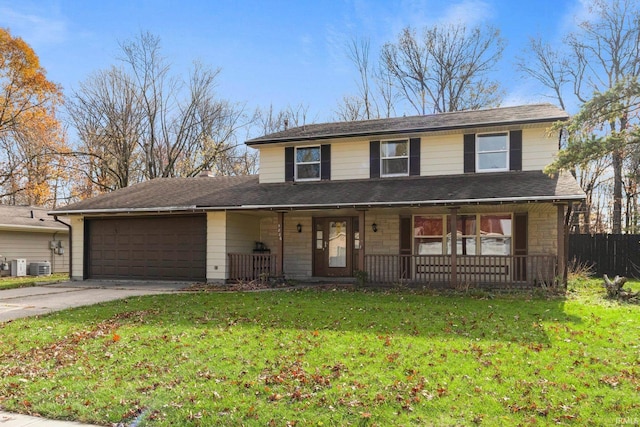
left=85, top=215, right=206, bottom=281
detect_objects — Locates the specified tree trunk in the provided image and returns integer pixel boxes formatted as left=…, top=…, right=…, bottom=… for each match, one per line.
left=612, top=148, right=623, bottom=234
left=603, top=274, right=639, bottom=301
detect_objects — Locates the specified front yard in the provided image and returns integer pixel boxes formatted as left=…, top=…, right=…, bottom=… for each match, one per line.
left=0, top=280, right=638, bottom=426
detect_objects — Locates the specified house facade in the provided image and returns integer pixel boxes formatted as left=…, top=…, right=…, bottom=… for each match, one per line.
left=52, top=104, right=585, bottom=289
left=0, top=206, right=69, bottom=276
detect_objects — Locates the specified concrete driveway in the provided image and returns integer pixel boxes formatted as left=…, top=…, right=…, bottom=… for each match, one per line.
left=0, top=280, right=194, bottom=322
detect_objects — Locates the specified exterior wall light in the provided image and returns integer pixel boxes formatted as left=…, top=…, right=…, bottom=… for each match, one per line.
left=297, top=223, right=302, bottom=233
left=371, top=223, right=378, bottom=232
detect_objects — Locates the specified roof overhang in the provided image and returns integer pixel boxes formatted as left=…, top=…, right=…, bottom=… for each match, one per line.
left=0, top=224, right=69, bottom=233
left=246, top=117, right=568, bottom=146
left=52, top=194, right=584, bottom=216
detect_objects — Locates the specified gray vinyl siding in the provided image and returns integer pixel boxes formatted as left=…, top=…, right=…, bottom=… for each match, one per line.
left=0, top=230, right=69, bottom=274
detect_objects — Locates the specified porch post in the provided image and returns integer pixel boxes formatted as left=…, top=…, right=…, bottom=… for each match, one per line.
left=556, top=203, right=568, bottom=286
left=277, top=211, right=285, bottom=276
left=449, top=207, right=458, bottom=286
left=358, top=210, right=366, bottom=271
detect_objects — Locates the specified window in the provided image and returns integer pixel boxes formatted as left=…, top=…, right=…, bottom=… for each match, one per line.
left=413, top=214, right=512, bottom=255
left=446, top=215, right=476, bottom=255
left=414, top=216, right=444, bottom=255
left=480, top=214, right=512, bottom=255
left=477, top=133, right=508, bottom=172
left=381, top=140, right=408, bottom=176
left=296, top=146, right=320, bottom=180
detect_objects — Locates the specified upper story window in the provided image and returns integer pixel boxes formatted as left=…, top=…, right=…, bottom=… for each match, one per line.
left=381, top=140, right=409, bottom=177
left=476, top=133, right=509, bottom=172
left=295, top=146, right=321, bottom=181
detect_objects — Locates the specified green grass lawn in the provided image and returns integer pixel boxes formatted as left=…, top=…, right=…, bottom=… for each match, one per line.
left=0, top=280, right=639, bottom=426
left=0, top=273, right=69, bottom=290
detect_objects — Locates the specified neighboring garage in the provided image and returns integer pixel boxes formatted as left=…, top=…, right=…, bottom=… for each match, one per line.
left=85, top=215, right=206, bottom=281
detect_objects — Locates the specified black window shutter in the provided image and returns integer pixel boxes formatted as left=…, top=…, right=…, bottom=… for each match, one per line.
left=370, top=141, right=380, bottom=178
left=514, top=213, right=528, bottom=255
left=510, top=130, right=522, bottom=171
left=463, top=134, right=476, bottom=173
left=284, top=147, right=294, bottom=182
left=321, top=144, right=331, bottom=180
left=409, top=138, right=420, bottom=176
left=514, top=212, right=528, bottom=281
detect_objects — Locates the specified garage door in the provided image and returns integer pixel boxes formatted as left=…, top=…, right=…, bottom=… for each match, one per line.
left=86, top=215, right=206, bottom=281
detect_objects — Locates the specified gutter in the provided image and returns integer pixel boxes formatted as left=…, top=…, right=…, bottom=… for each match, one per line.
left=217, top=194, right=586, bottom=210
left=54, top=216, right=72, bottom=279
left=0, top=224, right=68, bottom=232
left=50, top=206, right=207, bottom=216
left=51, top=194, right=586, bottom=215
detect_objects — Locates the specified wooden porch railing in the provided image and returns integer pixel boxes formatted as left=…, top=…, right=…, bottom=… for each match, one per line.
left=228, top=253, right=278, bottom=282
left=364, top=254, right=558, bottom=289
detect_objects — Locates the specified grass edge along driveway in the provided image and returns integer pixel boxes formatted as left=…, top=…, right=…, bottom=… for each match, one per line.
left=0, top=281, right=638, bottom=426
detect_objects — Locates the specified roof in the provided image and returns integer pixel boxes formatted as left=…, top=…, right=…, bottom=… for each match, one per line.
left=51, top=171, right=585, bottom=215
left=246, top=103, right=569, bottom=146
left=0, top=205, right=69, bottom=232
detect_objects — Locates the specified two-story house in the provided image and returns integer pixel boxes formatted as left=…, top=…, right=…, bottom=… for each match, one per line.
left=52, top=103, right=585, bottom=289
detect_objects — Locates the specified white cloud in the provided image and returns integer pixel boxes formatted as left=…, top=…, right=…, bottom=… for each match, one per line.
left=0, top=5, right=68, bottom=46
left=441, top=0, right=494, bottom=26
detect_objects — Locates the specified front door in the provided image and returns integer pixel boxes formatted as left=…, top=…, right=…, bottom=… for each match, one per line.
left=313, top=217, right=352, bottom=277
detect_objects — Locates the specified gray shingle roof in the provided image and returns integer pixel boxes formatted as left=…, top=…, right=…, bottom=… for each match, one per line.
left=246, top=104, right=569, bottom=145
left=0, top=206, right=68, bottom=231
left=52, top=171, right=585, bottom=215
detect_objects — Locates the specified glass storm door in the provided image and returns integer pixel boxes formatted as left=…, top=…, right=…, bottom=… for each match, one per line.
left=313, top=218, right=352, bottom=277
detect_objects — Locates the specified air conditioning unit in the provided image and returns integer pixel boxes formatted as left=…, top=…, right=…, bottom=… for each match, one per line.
left=10, top=259, right=27, bottom=277
left=29, top=261, right=51, bottom=276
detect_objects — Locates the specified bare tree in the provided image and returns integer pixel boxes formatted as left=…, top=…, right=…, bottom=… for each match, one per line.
left=516, top=38, right=571, bottom=110
left=577, top=157, right=611, bottom=233
left=67, top=32, right=247, bottom=196
left=119, top=34, right=246, bottom=179
left=380, top=24, right=505, bottom=114
left=335, top=95, right=368, bottom=122
left=348, top=37, right=373, bottom=118
left=336, top=37, right=398, bottom=121
left=253, top=104, right=288, bottom=135
left=624, top=143, right=640, bottom=232
left=570, top=0, right=640, bottom=233
left=253, top=103, right=312, bottom=134
left=67, top=67, right=145, bottom=192
left=521, top=0, right=640, bottom=233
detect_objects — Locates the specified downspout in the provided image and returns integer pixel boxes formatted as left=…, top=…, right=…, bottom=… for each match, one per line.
left=54, top=216, right=71, bottom=279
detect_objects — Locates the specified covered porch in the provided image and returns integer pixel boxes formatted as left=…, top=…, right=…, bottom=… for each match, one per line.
left=228, top=252, right=558, bottom=289
left=221, top=202, right=570, bottom=290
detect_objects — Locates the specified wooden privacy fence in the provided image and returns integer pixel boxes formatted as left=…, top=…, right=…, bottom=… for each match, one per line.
left=569, top=234, right=640, bottom=278
left=365, top=254, right=557, bottom=289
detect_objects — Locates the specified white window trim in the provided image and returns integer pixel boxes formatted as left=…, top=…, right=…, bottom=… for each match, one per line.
left=295, top=145, right=321, bottom=182
left=380, top=139, right=409, bottom=177
left=476, top=132, right=509, bottom=173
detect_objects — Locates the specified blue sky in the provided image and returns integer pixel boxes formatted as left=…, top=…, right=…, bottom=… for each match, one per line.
left=0, top=0, right=587, bottom=124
